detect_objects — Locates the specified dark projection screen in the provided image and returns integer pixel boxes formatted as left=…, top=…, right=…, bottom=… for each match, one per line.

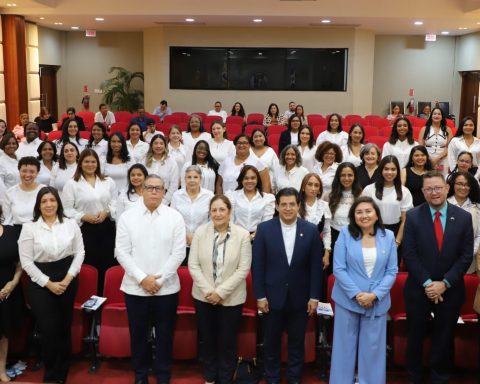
left=170, top=47, right=348, bottom=91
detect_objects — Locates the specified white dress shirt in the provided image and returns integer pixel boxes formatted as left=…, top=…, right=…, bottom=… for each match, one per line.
left=3, top=183, right=45, bottom=225
left=362, top=184, right=413, bottom=225
left=273, top=165, right=308, bottom=193
left=18, top=217, right=85, bottom=287
left=316, top=130, right=349, bottom=148
left=280, top=219, right=297, bottom=265
left=62, top=176, right=117, bottom=224
left=218, top=154, right=266, bottom=193
left=304, top=198, right=332, bottom=249
left=37, top=160, right=55, bottom=186
left=0, top=154, right=19, bottom=189
left=114, top=190, right=143, bottom=221
left=330, top=191, right=355, bottom=231
left=313, top=162, right=339, bottom=200
left=50, top=162, right=77, bottom=194
left=94, top=111, right=116, bottom=126
left=298, top=145, right=317, bottom=172
left=448, top=136, right=480, bottom=170
left=342, top=145, right=363, bottom=167
left=90, top=139, right=108, bottom=161
left=207, top=109, right=228, bottom=123
left=142, top=156, right=179, bottom=205
left=382, top=139, right=418, bottom=169
left=16, top=138, right=42, bottom=159
left=209, top=139, right=235, bottom=164
left=226, top=189, right=276, bottom=233
left=126, top=140, right=149, bottom=163
left=180, top=162, right=217, bottom=192
left=102, top=160, right=135, bottom=196
left=115, top=202, right=186, bottom=296
left=171, top=188, right=213, bottom=235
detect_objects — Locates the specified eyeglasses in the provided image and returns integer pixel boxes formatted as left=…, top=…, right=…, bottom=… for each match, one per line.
left=454, top=182, right=471, bottom=189
left=422, top=186, right=444, bottom=194
left=458, top=159, right=472, bottom=164
left=143, top=185, right=164, bottom=193
left=236, top=141, right=249, bottom=146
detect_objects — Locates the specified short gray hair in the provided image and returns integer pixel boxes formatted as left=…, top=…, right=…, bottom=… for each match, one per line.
left=185, top=165, right=202, bottom=178
left=360, top=143, right=381, bottom=164
left=144, top=174, right=164, bottom=187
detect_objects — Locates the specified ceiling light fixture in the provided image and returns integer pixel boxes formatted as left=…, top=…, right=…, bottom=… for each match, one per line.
left=95, top=17, right=104, bottom=21
left=185, top=18, right=195, bottom=22
left=71, top=26, right=79, bottom=30
left=54, top=22, right=63, bottom=25
left=321, top=19, right=331, bottom=23
left=414, top=21, right=423, bottom=26
left=6, top=3, right=16, bottom=6
left=441, top=31, right=449, bottom=35
left=39, top=17, right=45, bottom=20
left=253, top=19, right=263, bottom=23
left=458, top=27, right=468, bottom=30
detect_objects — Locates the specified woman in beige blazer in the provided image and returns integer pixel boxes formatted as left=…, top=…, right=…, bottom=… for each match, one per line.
left=188, top=194, right=252, bottom=384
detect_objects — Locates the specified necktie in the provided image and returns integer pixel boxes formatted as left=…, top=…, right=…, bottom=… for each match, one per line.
left=434, top=211, right=443, bottom=251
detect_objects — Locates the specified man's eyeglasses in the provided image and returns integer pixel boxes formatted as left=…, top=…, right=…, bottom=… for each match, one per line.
left=143, top=185, right=164, bottom=193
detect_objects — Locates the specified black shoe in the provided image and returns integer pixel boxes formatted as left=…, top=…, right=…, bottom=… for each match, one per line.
left=134, top=379, right=148, bottom=384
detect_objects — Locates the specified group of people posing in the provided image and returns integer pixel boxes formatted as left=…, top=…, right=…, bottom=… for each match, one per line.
left=0, top=104, right=477, bottom=384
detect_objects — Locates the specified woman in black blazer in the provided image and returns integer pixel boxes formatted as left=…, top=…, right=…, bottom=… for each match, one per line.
left=278, top=114, right=302, bottom=154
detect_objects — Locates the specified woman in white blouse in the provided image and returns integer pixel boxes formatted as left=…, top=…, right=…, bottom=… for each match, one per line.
left=19, top=186, right=84, bottom=384
left=62, top=149, right=116, bottom=292
left=180, top=140, right=219, bottom=193
left=209, top=121, right=235, bottom=164
left=297, top=125, right=317, bottom=172
left=55, top=119, right=88, bottom=155
left=3, top=157, right=45, bottom=232
left=50, top=142, right=79, bottom=195
left=167, top=125, right=187, bottom=176
left=250, top=128, right=279, bottom=188
left=226, top=164, right=275, bottom=240
left=298, top=173, right=332, bottom=268
left=316, top=113, right=349, bottom=148
left=103, top=132, right=135, bottom=196
left=115, top=163, right=148, bottom=221
left=126, top=123, right=149, bottom=163
left=142, top=134, right=179, bottom=205
left=182, top=114, right=211, bottom=159
left=0, top=133, right=19, bottom=189
left=36, top=141, right=57, bottom=186
left=447, top=151, right=480, bottom=181
left=382, top=117, right=418, bottom=169
left=313, top=141, right=343, bottom=200
left=327, top=163, right=362, bottom=274
left=171, top=165, right=214, bottom=264
left=362, top=155, right=413, bottom=265
left=273, top=145, right=309, bottom=193
left=448, top=116, right=480, bottom=172
left=86, top=122, right=108, bottom=161
left=342, top=124, right=364, bottom=166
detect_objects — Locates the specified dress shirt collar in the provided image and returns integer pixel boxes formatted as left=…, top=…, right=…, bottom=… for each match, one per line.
left=38, top=216, right=61, bottom=230
left=140, top=200, right=164, bottom=216
left=280, top=218, right=297, bottom=228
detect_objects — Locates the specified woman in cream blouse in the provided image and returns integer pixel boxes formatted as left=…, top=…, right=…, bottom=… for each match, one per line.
left=188, top=194, right=252, bottom=384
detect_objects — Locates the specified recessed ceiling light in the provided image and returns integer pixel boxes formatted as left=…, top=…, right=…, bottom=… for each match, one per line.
left=253, top=19, right=263, bottom=23
left=321, top=19, right=331, bottom=23
left=39, top=17, right=45, bottom=20
left=458, top=27, right=468, bottom=30
left=414, top=21, right=423, bottom=26
left=54, top=22, right=63, bottom=25
left=185, top=18, right=195, bottom=22
left=95, top=17, right=104, bottom=21
left=441, top=31, right=450, bottom=35
left=71, top=26, right=79, bottom=30
left=6, top=3, right=16, bottom=6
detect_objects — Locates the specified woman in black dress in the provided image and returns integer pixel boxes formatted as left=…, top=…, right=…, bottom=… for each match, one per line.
left=356, top=143, right=381, bottom=189
left=0, top=204, right=23, bottom=382
left=401, top=145, right=433, bottom=206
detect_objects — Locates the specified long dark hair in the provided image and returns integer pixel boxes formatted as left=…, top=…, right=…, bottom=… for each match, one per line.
left=329, top=162, right=362, bottom=215
left=375, top=156, right=402, bottom=201
left=60, top=118, right=82, bottom=145
left=298, top=125, right=314, bottom=149
left=347, top=123, right=365, bottom=152
left=267, top=103, right=280, bottom=118
left=389, top=117, right=415, bottom=145
left=235, top=165, right=263, bottom=196
left=298, top=173, right=323, bottom=219
left=250, top=128, right=269, bottom=147
left=231, top=102, right=246, bottom=117
left=58, top=142, right=79, bottom=170
left=447, top=171, right=480, bottom=203
left=87, top=122, right=108, bottom=147
left=126, top=163, right=148, bottom=202
left=37, top=140, right=58, bottom=162
left=33, top=186, right=65, bottom=223
left=423, top=107, right=448, bottom=140
left=455, top=116, right=477, bottom=138
left=191, top=140, right=219, bottom=173
left=106, top=132, right=131, bottom=163
left=127, top=122, right=145, bottom=141
left=347, top=196, right=385, bottom=239
left=448, top=151, right=477, bottom=180
left=405, top=145, right=433, bottom=170
left=73, top=149, right=105, bottom=181
left=327, top=113, right=343, bottom=132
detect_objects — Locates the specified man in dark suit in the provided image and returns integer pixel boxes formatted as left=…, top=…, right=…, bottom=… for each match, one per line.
left=252, top=187, right=323, bottom=384
left=403, top=170, right=473, bottom=384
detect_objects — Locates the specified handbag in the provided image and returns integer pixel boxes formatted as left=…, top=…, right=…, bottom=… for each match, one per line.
left=233, top=357, right=262, bottom=384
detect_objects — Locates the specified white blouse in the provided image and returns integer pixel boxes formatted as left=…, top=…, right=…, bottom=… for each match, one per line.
left=180, top=161, right=217, bottom=193
left=37, top=160, right=55, bottom=186
left=170, top=188, right=214, bottom=235
left=16, top=138, right=42, bottom=159
left=3, top=183, right=45, bottom=225
left=168, top=143, right=188, bottom=179
left=142, top=156, right=179, bottom=205
left=304, top=198, right=332, bottom=249
left=313, top=162, right=339, bottom=201
left=342, top=145, right=363, bottom=167
left=143, top=130, right=164, bottom=144
left=114, top=190, right=143, bottom=221
left=273, top=165, right=309, bottom=193
left=127, top=140, right=149, bottom=163
left=362, top=184, right=413, bottom=225
left=89, top=139, right=108, bottom=161
left=448, top=136, right=480, bottom=171
left=226, top=189, right=276, bottom=233
left=298, top=145, right=317, bottom=172
left=0, top=154, right=19, bottom=189
left=209, top=139, right=235, bottom=164
left=330, top=191, right=355, bottom=231
left=50, top=162, right=77, bottom=194
left=18, top=217, right=85, bottom=287
left=362, top=248, right=377, bottom=278
left=102, top=160, right=136, bottom=196
left=62, top=176, right=117, bottom=224
left=251, top=147, right=279, bottom=187
left=382, top=140, right=418, bottom=169
left=316, top=130, right=349, bottom=148
left=181, top=132, right=211, bottom=159
left=218, top=154, right=266, bottom=193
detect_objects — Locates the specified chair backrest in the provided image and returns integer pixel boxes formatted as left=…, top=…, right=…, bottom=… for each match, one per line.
left=226, top=115, right=244, bottom=126
left=79, top=131, right=90, bottom=140
left=246, top=113, right=264, bottom=125
left=103, top=266, right=126, bottom=305
left=363, top=125, right=379, bottom=139
left=364, top=135, right=387, bottom=150
left=47, top=131, right=62, bottom=141
left=171, top=112, right=189, bottom=123
left=460, top=274, right=480, bottom=316
left=389, top=272, right=408, bottom=319
left=177, top=266, right=195, bottom=309
left=204, top=115, right=223, bottom=130
left=192, top=112, right=207, bottom=121
left=75, top=264, right=98, bottom=304
left=226, top=123, right=243, bottom=139
left=245, top=124, right=264, bottom=136
left=155, top=122, right=170, bottom=135
left=144, top=113, right=160, bottom=123
left=243, top=272, right=257, bottom=313
left=114, top=111, right=133, bottom=123
left=307, top=114, right=326, bottom=127
left=164, top=115, right=180, bottom=125
left=110, top=122, right=129, bottom=133
left=268, top=125, right=286, bottom=135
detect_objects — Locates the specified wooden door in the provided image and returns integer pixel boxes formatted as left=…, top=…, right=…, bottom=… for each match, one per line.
left=39, top=65, right=60, bottom=119
left=459, top=71, right=480, bottom=125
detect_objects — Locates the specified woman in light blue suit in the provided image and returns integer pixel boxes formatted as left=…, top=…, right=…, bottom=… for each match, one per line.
left=330, top=196, right=398, bottom=384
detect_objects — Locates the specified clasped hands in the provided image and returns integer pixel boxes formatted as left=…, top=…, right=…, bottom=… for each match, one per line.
left=356, top=292, right=377, bottom=309
left=46, top=275, right=73, bottom=296
left=140, top=274, right=162, bottom=295
left=424, top=281, right=446, bottom=304
left=82, top=210, right=109, bottom=225
left=257, top=298, right=318, bottom=316
left=205, top=291, right=223, bottom=305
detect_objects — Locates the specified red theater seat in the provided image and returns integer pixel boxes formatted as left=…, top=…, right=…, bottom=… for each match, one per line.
left=237, top=273, right=257, bottom=358
left=226, top=115, right=245, bottom=126
left=247, top=113, right=264, bottom=125
left=114, top=111, right=133, bottom=123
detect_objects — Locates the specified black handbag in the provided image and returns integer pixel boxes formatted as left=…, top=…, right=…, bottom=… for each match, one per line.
left=233, top=357, right=262, bottom=384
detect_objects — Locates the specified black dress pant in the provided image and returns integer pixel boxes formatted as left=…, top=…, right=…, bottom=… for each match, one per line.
left=28, top=257, right=77, bottom=383
left=194, top=299, right=243, bottom=384
left=125, top=293, right=178, bottom=384
left=81, top=219, right=116, bottom=293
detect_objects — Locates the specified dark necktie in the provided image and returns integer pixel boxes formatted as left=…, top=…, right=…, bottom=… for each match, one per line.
left=434, top=211, right=443, bottom=251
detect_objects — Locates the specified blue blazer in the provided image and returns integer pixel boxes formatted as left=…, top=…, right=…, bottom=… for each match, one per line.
left=403, top=202, right=473, bottom=303
left=252, top=217, right=323, bottom=311
left=332, top=226, right=398, bottom=316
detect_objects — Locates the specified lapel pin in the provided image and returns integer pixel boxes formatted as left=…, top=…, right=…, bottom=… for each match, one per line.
left=300, top=233, right=303, bottom=237
left=449, top=217, right=455, bottom=220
